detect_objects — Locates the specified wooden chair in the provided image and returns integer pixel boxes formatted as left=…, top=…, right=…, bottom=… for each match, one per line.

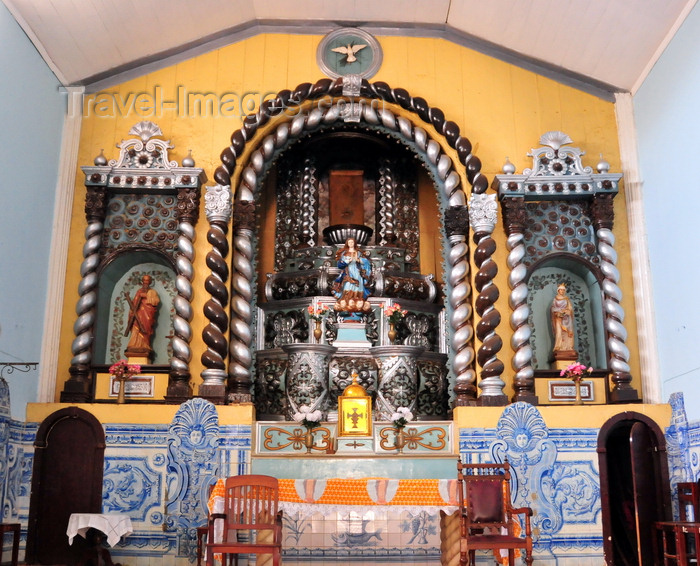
left=205, top=475, right=283, bottom=566
left=457, top=460, right=533, bottom=566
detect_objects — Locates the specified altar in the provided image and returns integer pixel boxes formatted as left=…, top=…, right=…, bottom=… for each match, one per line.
left=209, top=477, right=459, bottom=565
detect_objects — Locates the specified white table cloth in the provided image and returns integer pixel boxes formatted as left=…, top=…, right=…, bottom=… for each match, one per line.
left=67, top=513, right=133, bottom=547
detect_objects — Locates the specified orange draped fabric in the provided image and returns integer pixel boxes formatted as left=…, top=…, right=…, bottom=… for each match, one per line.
left=209, top=477, right=459, bottom=511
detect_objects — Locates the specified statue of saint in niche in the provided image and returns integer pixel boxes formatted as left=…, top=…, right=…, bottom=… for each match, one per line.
left=124, top=274, right=160, bottom=359
left=332, top=238, right=372, bottom=318
left=550, top=283, right=576, bottom=354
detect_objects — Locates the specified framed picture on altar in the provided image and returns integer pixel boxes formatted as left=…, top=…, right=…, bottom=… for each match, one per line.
left=338, top=396, right=372, bottom=437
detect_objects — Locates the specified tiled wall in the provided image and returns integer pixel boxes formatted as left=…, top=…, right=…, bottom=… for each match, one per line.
left=2, top=391, right=694, bottom=565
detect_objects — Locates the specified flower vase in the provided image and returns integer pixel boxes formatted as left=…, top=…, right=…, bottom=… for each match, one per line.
left=116, top=377, right=127, bottom=404
left=388, top=323, right=397, bottom=344
left=574, top=380, right=583, bottom=405
left=313, top=320, right=322, bottom=343
left=305, top=429, right=314, bottom=453
left=394, top=427, right=406, bottom=453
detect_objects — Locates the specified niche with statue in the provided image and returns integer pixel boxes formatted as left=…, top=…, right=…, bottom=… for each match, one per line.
left=253, top=127, right=449, bottom=422
left=61, top=121, right=206, bottom=403
left=494, top=131, right=638, bottom=404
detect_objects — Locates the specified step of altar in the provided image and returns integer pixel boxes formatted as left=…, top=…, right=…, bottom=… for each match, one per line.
left=252, top=453, right=458, bottom=479
left=253, top=420, right=456, bottom=479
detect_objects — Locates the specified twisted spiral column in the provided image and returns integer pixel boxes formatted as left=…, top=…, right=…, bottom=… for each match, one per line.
left=228, top=200, right=256, bottom=403
left=300, top=157, right=317, bottom=246
left=378, top=158, right=395, bottom=245
left=164, top=187, right=200, bottom=401
left=167, top=222, right=195, bottom=399
left=62, top=185, right=107, bottom=402
left=469, top=194, right=506, bottom=405
left=592, top=194, right=638, bottom=402
left=445, top=206, right=476, bottom=405
left=439, top=510, right=461, bottom=566
left=502, top=198, right=537, bottom=403
left=200, top=185, right=231, bottom=403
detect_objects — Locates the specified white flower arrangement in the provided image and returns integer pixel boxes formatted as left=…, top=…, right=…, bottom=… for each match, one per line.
left=390, top=406, right=414, bottom=429
left=293, top=405, right=323, bottom=429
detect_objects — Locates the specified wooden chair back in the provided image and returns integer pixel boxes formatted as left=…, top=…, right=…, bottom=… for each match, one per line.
left=457, top=460, right=533, bottom=565
left=206, top=474, right=282, bottom=566
left=677, top=482, right=700, bottom=521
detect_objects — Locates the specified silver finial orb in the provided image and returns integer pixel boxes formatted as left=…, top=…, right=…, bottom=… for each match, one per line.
left=597, top=153, right=610, bottom=173
left=94, top=149, right=107, bottom=166
left=502, top=157, right=516, bottom=174
left=182, top=149, right=195, bottom=168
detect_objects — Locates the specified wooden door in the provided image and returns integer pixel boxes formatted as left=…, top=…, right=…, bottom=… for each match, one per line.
left=598, top=412, right=671, bottom=566
left=630, top=421, right=659, bottom=565
left=26, top=407, right=105, bottom=564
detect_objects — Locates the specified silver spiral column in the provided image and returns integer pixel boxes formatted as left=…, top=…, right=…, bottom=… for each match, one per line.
left=169, top=221, right=195, bottom=391
left=70, top=220, right=103, bottom=368
left=444, top=206, right=476, bottom=405
left=598, top=226, right=638, bottom=401
left=592, top=193, right=638, bottom=402
left=502, top=198, right=536, bottom=403
left=63, top=181, right=107, bottom=402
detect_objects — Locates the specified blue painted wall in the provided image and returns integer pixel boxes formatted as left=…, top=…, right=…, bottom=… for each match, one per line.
left=0, top=2, right=65, bottom=418
left=634, top=4, right=700, bottom=420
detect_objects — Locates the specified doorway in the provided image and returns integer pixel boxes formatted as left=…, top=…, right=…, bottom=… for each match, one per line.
left=25, top=407, right=105, bottom=564
left=597, top=411, right=671, bottom=565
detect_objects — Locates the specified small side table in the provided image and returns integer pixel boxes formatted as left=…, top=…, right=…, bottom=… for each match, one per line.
left=0, top=524, right=19, bottom=566
left=67, top=513, right=133, bottom=566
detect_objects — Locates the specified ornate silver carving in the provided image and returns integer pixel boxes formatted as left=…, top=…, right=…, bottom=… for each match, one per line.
left=404, top=313, right=434, bottom=350
left=110, top=121, right=178, bottom=170
left=342, top=74, right=363, bottom=97
left=204, top=185, right=232, bottom=224
left=493, top=131, right=621, bottom=199
left=254, top=355, right=287, bottom=419
left=275, top=161, right=301, bottom=271
left=417, top=353, right=449, bottom=419
left=371, top=345, right=424, bottom=420
left=468, top=193, right=498, bottom=234
left=377, top=159, right=395, bottom=246
left=300, top=158, right=317, bottom=246
left=283, top=344, right=337, bottom=419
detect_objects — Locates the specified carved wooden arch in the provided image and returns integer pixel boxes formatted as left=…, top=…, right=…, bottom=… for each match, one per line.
left=212, top=77, right=488, bottom=193
left=596, top=411, right=671, bottom=565
left=205, top=77, right=493, bottom=405
left=26, top=407, right=105, bottom=564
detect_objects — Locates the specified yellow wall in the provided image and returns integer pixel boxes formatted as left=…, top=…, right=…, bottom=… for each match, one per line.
left=58, top=33, right=639, bottom=400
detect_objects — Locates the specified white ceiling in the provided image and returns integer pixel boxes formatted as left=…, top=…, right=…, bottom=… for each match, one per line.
left=3, top=0, right=696, bottom=96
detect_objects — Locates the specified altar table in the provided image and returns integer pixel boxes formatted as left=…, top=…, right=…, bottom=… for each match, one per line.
left=209, top=477, right=459, bottom=516
left=66, top=513, right=133, bottom=547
